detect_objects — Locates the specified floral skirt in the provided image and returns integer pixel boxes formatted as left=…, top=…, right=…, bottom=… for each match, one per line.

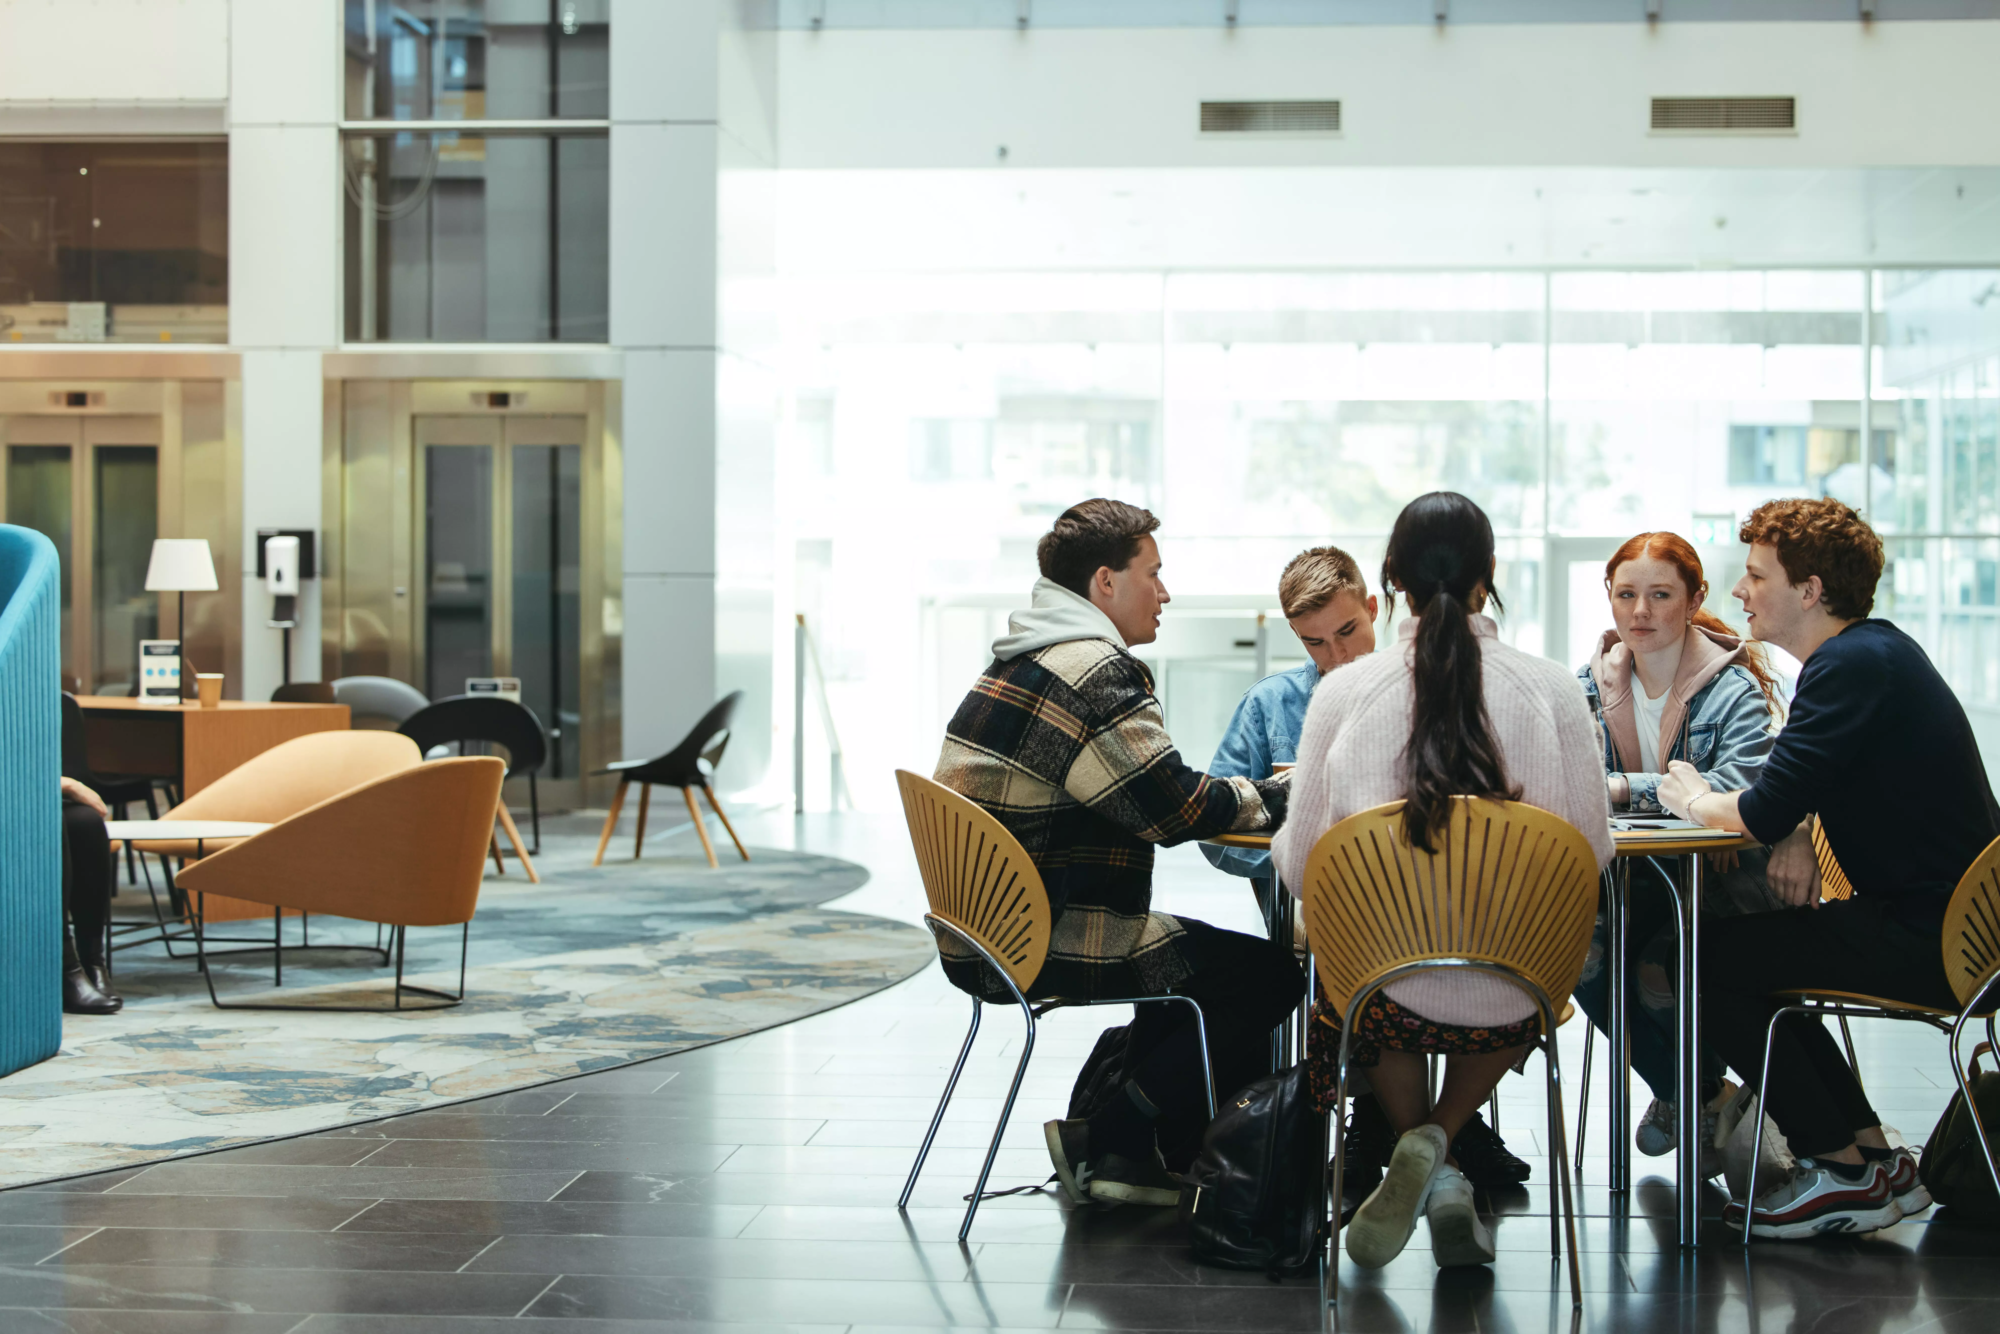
left=1304, top=993, right=1542, bottom=1114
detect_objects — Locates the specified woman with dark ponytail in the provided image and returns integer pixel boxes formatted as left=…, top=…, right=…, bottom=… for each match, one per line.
left=1273, top=492, right=1614, bottom=1272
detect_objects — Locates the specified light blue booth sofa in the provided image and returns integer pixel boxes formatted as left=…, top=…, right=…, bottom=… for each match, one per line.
left=0, top=524, right=61, bottom=1078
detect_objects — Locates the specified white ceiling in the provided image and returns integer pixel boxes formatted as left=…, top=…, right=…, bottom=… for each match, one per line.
left=775, top=166, right=2000, bottom=273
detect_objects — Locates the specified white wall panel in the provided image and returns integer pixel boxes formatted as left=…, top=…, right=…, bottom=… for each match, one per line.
left=621, top=348, right=717, bottom=578
left=620, top=575, right=717, bottom=759
left=226, top=126, right=340, bottom=348
left=778, top=21, right=2000, bottom=169
left=228, top=0, right=339, bottom=126
left=611, top=0, right=719, bottom=124
left=609, top=125, right=719, bottom=348
left=0, top=0, right=228, bottom=104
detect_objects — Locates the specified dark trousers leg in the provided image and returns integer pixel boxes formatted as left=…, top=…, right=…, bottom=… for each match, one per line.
left=1122, top=925, right=1305, bottom=1155
left=62, top=800, right=113, bottom=966
left=1701, top=899, right=1954, bottom=1158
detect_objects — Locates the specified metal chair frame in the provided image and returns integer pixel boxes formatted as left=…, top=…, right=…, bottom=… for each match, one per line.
left=192, top=897, right=465, bottom=1012
left=1324, top=957, right=1580, bottom=1311
left=897, top=913, right=1216, bottom=1243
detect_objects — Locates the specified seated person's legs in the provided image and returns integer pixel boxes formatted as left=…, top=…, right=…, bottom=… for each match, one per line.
left=1064, top=923, right=1302, bottom=1203
left=1703, top=899, right=1949, bottom=1234
left=61, top=797, right=121, bottom=1014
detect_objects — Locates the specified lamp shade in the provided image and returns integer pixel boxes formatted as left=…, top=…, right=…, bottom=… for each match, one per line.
left=144, top=539, right=218, bottom=593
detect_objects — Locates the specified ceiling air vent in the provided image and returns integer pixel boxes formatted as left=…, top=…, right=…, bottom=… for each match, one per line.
left=1651, top=96, right=1795, bottom=133
left=1200, top=100, right=1342, bottom=134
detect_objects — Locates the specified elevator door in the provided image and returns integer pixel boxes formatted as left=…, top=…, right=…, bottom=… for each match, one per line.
left=415, top=414, right=585, bottom=780
left=0, top=414, right=163, bottom=693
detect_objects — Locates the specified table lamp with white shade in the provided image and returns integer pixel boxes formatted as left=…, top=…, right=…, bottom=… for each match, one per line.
left=144, top=538, right=218, bottom=653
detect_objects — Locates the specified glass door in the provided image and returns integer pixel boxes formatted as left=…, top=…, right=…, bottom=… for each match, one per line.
left=414, top=413, right=585, bottom=779
left=0, top=414, right=161, bottom=693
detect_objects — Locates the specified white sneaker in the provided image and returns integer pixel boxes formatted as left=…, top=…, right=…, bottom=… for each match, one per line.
left=1347, top=1124, right=1447, bottom=1270
left=1635, top=1098, right=1676, bottom=1157
left=1424, top=1164, right=1496, bottom=1267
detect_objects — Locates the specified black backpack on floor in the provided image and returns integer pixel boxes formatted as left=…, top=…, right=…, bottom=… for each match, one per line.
left=1920, top=1043, right=2000, bottom=1225
left=1179, top=1064, right=1326, bottom=1274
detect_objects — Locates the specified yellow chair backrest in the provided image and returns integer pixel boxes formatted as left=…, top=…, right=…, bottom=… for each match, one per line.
left=895, top=769, right=1053, bottom=993
left=1813, top=817, right=1855, bottom=903
left=1299, top=797, right=1600, bottom=1021
left=1942, top=834, right=2000, bottom=1011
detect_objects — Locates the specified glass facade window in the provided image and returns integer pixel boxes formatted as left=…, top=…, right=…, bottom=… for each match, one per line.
left=343, top=0, right=609, bottom=121
left=342, top=130, right=608, bottom=342
left=0, top=141, right=228, bottom=345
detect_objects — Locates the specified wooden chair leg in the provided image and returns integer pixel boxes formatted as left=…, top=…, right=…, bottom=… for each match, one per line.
left=489, top=835, right=506, bottom=877
left=702, top=782, right=750, bottom=862
left=634, top=783, right=652, bottom=860
left=496, top=803, right=540, bottom=884
left=681, top=786, right=719, bottom=868
left=592, top=778, right=629, bottom=867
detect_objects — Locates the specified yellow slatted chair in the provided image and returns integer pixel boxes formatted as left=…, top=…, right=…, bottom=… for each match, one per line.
left=893, top=769, right=1219, bottom=1242
left=1300, top=797, right=1596, bottom=1311
left=1742, top=832, right=2000, bottom=1244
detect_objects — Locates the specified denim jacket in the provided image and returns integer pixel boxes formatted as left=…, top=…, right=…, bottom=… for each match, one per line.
left=1578, top=626, right=1785, bottom=915
left=1200, top=660, right=1320, bottom=880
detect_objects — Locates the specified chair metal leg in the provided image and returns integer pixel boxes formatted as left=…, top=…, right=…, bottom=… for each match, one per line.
left=1488, top=1092, right=1500, bottom=1135
left=1541, top=1005, right=1583, bottom=1311
left=1839, top=1014, right=1864, bottom=1091
left=702, top=782, right=751, bottom=862
left=592, top=778, right=629, bottom=867
left=901, top=996, right=982, bottom=1210
left=1743, top=1004, right=1793, bottom=1248
left=1950, top=997, right=2000, bottom=1204
left=529, top=773, right=541, bottom=854
left=634, top=783, right=652, bottom=859
left=962, top=988, right=1038, bottom=1243
left=681, top=785, right=719, bottom=868
left=1574, top=1020, right=1594, bottom=1180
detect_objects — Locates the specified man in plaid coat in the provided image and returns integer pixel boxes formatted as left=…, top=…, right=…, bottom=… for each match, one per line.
left=936, top=498, right=1301, bottom=1207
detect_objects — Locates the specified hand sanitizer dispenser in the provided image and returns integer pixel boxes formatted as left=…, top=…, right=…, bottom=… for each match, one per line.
left=266, top=535, right=300, bottom=628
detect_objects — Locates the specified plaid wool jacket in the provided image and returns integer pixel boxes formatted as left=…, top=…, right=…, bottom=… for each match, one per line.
left=934, top=635, right=1287, bottom=1002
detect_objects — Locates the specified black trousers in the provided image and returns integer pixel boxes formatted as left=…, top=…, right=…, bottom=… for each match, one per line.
left=1123, top=921, right=1303, bottom=1160
left=62, top=799, right=113, bottom=965
left=1701, top=898, right=1955, bottom=1158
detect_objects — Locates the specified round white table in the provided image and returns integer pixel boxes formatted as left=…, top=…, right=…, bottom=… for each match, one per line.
left=104, top=820, right=273, bottom=854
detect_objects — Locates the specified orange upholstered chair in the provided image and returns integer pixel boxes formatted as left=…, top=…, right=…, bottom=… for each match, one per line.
left=131, top=730, right=425, bottom=924
left=175, top=757, right=504, bottom=1010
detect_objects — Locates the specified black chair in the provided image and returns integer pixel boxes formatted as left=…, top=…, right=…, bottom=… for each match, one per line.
left=399, top=695, right=549, bottom=855
left=591, top=692, right=748, bottom=869
left=271, top=682, right=337, bottom=704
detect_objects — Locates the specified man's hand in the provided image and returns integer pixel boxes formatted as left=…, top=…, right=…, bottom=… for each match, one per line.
left=59, top=776, right=108, bottom=819
left=1656, top=760, right=1713, bottom=823
left=1767, top=819, right=1821, bottom=908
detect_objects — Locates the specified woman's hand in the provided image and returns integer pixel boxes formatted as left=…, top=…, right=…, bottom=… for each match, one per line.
left=59, top=776, right=108, bottom=819
left=1767, top=819, right=1821, bottom=908
left=1656, top=760, right=1713, bottom=822
left=1606, top=774, right=1630, bottom=807
left=1703, top=848, right=1740, bottom=873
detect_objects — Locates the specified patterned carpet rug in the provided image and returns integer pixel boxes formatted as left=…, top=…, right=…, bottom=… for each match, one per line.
left=0, top=831, right=935, bottom=1188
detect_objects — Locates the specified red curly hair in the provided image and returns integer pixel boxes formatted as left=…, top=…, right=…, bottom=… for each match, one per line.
left=1737, top=498, right=1884, bottom=621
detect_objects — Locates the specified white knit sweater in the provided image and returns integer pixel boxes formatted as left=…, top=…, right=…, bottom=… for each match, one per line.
left=1271, top=613, right=1616, bottom=1027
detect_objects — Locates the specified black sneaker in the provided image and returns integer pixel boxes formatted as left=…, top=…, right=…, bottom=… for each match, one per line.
left=1043, top=1118, right=1092, bottom=1204
left=1088, top=1149, right=1183, bottom=1207
left=1453, top=1112, right=1531, bottom=1186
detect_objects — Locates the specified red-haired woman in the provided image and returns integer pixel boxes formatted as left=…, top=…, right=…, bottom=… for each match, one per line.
left=1574, top=531, right=1785, bottom=1168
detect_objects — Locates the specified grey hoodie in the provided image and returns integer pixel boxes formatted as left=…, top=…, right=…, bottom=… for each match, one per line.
left=991, top=578, right=1126, bottom=662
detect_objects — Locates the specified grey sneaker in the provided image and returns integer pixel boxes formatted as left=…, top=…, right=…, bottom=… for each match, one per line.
left=1347, top=1124, right=1447, bottom=1270
left=1636, top=1098, right=1676, bottom=1157
left=1723, top=1158, right=1901, bottom=1240
left=1088, top=1148, right=1181, bottom=1207
left=1423, top=1164, right=1496, bottom=1268
left=1044, top=1118, right=1092, bottom=1204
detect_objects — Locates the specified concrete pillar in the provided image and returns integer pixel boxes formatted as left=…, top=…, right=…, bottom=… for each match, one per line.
left=228, top=0, right=340, bottom=700
left=610, top=1, right=777, bottom=790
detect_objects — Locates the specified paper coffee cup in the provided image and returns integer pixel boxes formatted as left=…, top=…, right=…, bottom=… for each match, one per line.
left=197, top=673, right=224, bottom=708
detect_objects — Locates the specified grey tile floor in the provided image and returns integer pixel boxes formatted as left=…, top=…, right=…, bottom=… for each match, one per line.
left=4, top=811, right=1996, bottom=1332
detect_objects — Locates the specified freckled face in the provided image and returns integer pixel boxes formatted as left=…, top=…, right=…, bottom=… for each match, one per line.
left=1608, top=555, right=1696, bottom=652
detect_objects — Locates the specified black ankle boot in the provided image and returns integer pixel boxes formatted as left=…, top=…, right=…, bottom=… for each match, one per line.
left=63, top=924, right=122, bottom=1015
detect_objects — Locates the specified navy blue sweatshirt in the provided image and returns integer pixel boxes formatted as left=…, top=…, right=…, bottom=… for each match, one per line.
left=1737, top=619, right=2000, bottom=925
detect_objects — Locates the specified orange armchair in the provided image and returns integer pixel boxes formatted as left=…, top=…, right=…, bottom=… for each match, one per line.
left=175, top=757, right=504, bottom=1010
